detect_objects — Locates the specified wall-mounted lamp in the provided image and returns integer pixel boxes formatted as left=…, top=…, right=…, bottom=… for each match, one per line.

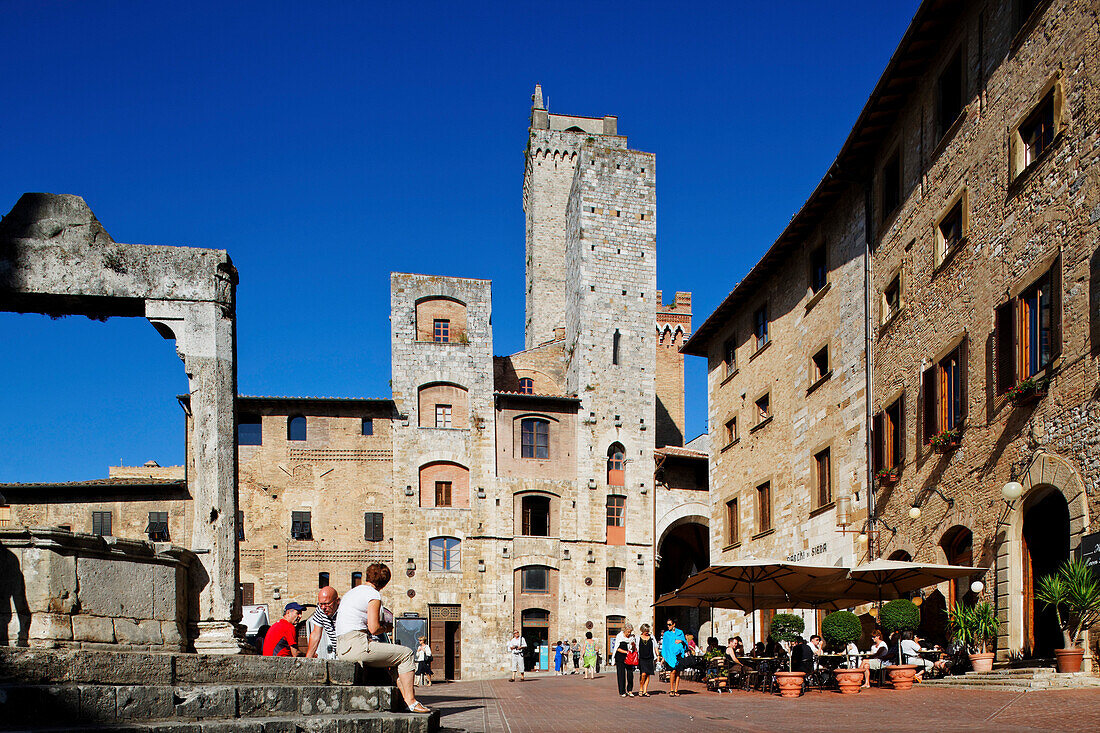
left=908, top=486, right=954, bottom=520
left=562, top=549, right=570, bottom=561
left=406, top=558, right=416, bottom=577
left=404, top=485, right=415, bottom=497
left=272, top=587, right=281, bottom=600
left=636, top=554, right=644, bottom=566
left=502, top=546, right=510, bottom=558
left=835, top=496, right=852, bottom=528
left=996, top=480, right=1025, bottom=526
left=970, top=580, right=985, bottom=594
left=586, top=549, right=595, bottom=563
left=639, top=483, right=648, bottom=495
left=477, top=487, right=486, bottom=499
left=478, top=559, right=486, bottom=573
left=588, top=478, right=597, bottom=490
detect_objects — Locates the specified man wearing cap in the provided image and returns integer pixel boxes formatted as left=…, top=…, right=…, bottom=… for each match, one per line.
left=263, top=602, right=305, bottom=657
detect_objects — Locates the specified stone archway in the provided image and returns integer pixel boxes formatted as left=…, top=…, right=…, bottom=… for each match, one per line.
left=0, top=194, right=240, bottom=653
left=656, top=509, right=709, bottom=638
left=996, top=452, right=1089, bottom=658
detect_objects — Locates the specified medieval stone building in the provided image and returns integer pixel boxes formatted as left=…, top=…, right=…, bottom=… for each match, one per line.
left=1, top=89, right=705, bottom=679
left=687, top=0, right=1100, bottom=660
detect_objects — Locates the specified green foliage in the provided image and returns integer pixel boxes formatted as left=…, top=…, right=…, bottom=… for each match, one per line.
left=879, top=599, right=920, bottom=634
left=768, top=613, right=805, bottom=644
left=769, top=613, right=806, bottom=672
left=1035, top=558, right=1100, bottom=647
left=821, top=610, right=862, bottom=648
left=947, top=601, right=999, bottom=654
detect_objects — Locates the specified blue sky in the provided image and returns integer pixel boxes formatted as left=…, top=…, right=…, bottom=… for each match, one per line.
left=0, top=1, right=920, bottom=482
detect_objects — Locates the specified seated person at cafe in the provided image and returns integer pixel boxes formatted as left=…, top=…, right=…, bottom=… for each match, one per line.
left=855, top=629, right=889, bottom=689
left=791, top=636, right=815, bottom=674
left=906, top=633, right=950, bottom=679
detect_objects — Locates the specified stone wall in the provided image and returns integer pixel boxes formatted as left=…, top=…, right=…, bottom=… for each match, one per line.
left=0, top=527, right=195, bottom=651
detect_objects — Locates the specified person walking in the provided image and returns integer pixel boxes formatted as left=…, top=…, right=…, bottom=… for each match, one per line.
left=612, top=623, right=638, bottom=697
left=636, top=624, right=658, bottom=697
left=581, top=631, right=598, bottom=679
left=334, top=563, right=430, bottom=714
left=507, top=630, right=527, bottom=682
left=414, top=636, right=433, bottom=687
left=305, top=586, right=339, bottom=659
left=571, top=638, right=580, bottom=673
left=561, top=639, right=572, bottom=674
left=554, top=640, right=564, bottom=675
left=661, top=618, right=688, bottom=697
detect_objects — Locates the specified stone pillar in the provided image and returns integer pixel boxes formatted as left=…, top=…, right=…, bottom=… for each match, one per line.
left=147, top=299, right=241, bottom=654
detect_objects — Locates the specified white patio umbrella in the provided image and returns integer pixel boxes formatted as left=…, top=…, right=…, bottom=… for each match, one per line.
left=818, top=558, right=984, bottom=605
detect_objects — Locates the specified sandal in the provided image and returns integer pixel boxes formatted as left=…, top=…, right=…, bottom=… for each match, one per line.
left=406, top=702, right=431, bottom=714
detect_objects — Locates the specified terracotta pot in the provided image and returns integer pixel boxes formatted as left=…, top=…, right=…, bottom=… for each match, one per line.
left=968, top=652, right=994, bottom=673
left=774, top=671, right=806, bottom=697
left=887, top=664, right=919, bottom=690
left=1055, top=648, right=1084, bottom=673
left=833, top=668, right=865, bottom=694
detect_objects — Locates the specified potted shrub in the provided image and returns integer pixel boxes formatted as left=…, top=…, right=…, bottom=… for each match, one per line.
left=930, top=427, right=963, bottom=454
left=769, top=613, right=806, bottom=697
left=880, top=599, right=921, bottom=690
left=947, top=601, right=999, bottom=673
left=876, top=467, right=900, bottom=487
left=1035, top=558, right=1100, bottom=673
left=1007, top=376, right=1048, bottom=406
left=822, top=610, right=865, bottom=694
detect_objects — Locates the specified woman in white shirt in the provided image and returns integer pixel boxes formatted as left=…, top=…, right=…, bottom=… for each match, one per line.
left=335, top=563, right=430, bottom=714
left=856, top=629, right=889, bottom=688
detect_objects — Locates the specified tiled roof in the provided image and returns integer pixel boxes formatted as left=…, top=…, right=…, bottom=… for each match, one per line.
left=0, top=477, right=186, bottom=491
left=493, top=391, right=581, bottom=402
left=655, top=446, right=709, bottom=459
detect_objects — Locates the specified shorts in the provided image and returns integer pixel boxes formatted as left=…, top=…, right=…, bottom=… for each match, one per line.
left=511, top=654, right=525, bottom=672
left=336, top=631, right=415, bottom=677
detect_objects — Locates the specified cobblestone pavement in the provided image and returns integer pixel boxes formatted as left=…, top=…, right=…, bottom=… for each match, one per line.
left=418, top=671, right=1100, bottom=733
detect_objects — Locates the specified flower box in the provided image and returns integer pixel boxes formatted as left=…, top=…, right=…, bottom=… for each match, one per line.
left=930, top=428, right=963, bottom=454
left=1007, top=377, right=1048, bottom=406
left=876, top=468, right=900, bottom=486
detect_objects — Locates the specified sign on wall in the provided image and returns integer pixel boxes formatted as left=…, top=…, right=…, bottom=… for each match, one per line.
left=1080, top=532, right=1100, bottom=571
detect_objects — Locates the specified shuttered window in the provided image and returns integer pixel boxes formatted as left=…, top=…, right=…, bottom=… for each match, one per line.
left=364, top=512, right=383, bottom=542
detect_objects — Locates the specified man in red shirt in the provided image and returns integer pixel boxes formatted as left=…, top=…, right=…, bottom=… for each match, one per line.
left=263, top=602, right=305, bottom=657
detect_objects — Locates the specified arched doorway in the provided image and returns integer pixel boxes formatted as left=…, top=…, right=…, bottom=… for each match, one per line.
left=1023, top=490, right=1070, bottom=656
left=656, top=519, right=709, bottom=636
left=940, top=525, right=976, bottom=607
left=521, top=608, right=550, bottom=671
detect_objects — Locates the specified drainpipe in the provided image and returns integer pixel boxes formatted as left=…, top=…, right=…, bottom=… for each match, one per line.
left=864, top=184, right=877, bottom=561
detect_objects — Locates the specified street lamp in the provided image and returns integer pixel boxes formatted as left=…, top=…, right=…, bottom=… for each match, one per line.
left=1002, top=481, right=1023, bottom=501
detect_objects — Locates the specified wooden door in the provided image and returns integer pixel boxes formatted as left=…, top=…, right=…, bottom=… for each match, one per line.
left=449, top=621, right=462, bottom=680
left=1023, top=533, right=1035, bottom=652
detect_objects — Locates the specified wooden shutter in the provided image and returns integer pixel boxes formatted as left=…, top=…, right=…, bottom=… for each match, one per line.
left=872, top=413, right=884, bottom=471
left=996, top=302, right=1016, bottom=394
left=923, top=366, right=938, bottom=442
left=1050, top=258, right=1062, bottom=360
left=958, top=338, right=969, bottom=424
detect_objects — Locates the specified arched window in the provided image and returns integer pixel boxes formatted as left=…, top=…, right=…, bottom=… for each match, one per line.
left=565, top=126, right=585, bottom=132
left=519, top=377, right=534, bottom=394
left=318, top=572, right=329, bottom=588
left=287, top=415, right=306, bottom=441
left=429, top=536, right=461, bottom=571
left=521, top=418, right=550, bottom=459
left=520, top=566, right=550, bottom=594
left=521, top=495, right=551, bottom=536
left=607, top=443, right=625, bottom=486
left=888, top=550, right=913, bottom=562
left=612, top=330, right=621, bottom=365
left=940, top=526, right=974, bottom=606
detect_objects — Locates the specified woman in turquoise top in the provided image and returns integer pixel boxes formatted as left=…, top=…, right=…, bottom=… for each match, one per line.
left=660, top=618, right=688, bottom=696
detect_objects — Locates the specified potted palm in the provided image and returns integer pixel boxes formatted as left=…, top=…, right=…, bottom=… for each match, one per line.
left=769, top=613, right=806, bottom=697
left=880, top=599, right=920, bottom=690
left=822, top=610, right=865, bottom=694
left=1035, top=558, right=1100, bottom=673
left=947, top=601, right=999, bottom=673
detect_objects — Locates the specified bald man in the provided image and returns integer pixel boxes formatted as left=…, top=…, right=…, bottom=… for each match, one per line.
left=306, top=586, right=340, bottom=659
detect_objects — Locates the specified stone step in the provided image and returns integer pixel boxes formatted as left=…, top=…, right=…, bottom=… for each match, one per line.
left=0, top=683, right=397, bottom=728
left=964, top=667, right=1054, bottom=677
left=5, top=711, right=440, bottom=733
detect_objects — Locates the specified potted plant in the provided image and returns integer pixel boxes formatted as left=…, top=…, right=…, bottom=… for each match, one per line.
left=947, top=601, right=999, bottom=673
left=930, top=427, right=963, bottom=454
left=876, top=467, right=900, bottom=486
left=1007, top=376, right=1049, bottom=406
left=879, top=599, right=921, bottom=690
left=1035, top=558, right=1100, bottom=673
left=769, top=613, right=806, bottom=697
left=821, top=610, right=865, bottom=694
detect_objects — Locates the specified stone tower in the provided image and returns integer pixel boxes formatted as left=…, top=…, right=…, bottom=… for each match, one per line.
left=523, top=84, right=620, bottom=349
left=656, top=291, right=692, bottom=447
